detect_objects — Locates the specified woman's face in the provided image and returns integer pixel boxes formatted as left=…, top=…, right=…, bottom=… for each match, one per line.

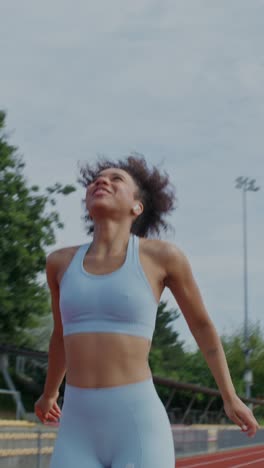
left=86, top=167, right=142, bottom=220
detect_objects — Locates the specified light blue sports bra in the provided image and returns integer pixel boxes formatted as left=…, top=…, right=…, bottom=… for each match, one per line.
left=59, top=234, right=159, bottom=341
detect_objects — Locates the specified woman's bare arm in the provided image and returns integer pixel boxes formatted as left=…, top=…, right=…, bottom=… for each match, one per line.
left=43, top=251, right=66, bottom=398
left=162, top=241, right=259, bottom=436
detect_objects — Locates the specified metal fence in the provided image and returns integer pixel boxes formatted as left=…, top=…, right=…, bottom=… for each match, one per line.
left=218, top=428, right=264, bottom=450
left=1, top=424, right=264, bottom=467
left=171, top=426, right=209, bottom=456
left=0, top=426, right=56, bottom=468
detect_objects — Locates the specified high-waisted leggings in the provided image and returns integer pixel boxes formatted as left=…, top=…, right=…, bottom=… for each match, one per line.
left=50, top=377, right=175, bottom=468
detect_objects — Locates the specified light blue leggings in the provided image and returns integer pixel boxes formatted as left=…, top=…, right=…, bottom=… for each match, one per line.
left=50, top=377, right=175, bottom=468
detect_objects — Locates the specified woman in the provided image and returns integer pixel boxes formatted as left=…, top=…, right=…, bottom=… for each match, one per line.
left=35, top=155, right=259, bottom=468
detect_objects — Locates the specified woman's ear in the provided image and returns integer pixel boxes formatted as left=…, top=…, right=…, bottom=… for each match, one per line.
left=132, top=202, right=143, bottom=215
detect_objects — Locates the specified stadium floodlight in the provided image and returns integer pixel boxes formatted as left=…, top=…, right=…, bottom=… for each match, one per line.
left=235, top=177, right=260, bottom=399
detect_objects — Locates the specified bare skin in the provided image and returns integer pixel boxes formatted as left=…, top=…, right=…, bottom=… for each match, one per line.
left=35, top=166, right=259, bottom=437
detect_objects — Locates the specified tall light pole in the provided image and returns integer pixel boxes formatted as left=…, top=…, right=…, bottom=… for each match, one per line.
left=235, top=177, right=260, bottom=399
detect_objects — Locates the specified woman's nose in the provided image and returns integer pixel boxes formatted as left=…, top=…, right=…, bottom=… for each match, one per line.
left=95, top=176, right=109, bottom=187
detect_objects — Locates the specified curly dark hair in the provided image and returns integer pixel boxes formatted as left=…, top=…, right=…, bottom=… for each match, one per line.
left=77, top=153, right=177, bottom=238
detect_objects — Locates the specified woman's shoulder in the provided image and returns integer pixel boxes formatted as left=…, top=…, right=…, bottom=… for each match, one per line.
left=46, top=244, right=85, bottom=275
left=46, top=244, right=84, bottom=286
left=139, top=237, right=191, bottom=287
left=139, top=236, right=184, bottom=264
left=46, top=244, right=82, bottom=262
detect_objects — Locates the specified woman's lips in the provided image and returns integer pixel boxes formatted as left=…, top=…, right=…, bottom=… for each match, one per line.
left=93, top=188, right=111, bottom=196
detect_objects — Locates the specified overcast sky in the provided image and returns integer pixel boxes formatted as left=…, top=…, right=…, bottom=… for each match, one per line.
left=1, top=0, right=263, bottom=350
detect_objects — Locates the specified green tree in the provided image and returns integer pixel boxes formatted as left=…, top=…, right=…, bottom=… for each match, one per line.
left=179, top=323, right=264, bottom=403
left=221, top=323, right=264, bottom=399
left=149, top=300, right=186, bottom=405
left=149, top=300, right=185, bottom=380
left=180, top=348, right=215, bottom=387
left=0, top=110, right=76, bottom=346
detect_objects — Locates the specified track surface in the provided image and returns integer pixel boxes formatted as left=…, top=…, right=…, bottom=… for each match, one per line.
left=176, top=445, right=264, bottom=467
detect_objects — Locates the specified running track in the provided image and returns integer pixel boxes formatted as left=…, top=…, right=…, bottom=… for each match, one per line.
left=176, top=445, right=264, bottom=467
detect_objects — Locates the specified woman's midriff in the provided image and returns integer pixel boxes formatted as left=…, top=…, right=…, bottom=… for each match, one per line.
left=64, top=332, right=152, bottom=388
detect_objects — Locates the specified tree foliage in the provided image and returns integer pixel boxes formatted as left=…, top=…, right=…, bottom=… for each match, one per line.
left=221, top=323, right=264, bottom=399
left=149, top=300, right=185, bottom=380
left=0, top=110, right=76, bottom=345
left=179, top=323, right=264, bottom=402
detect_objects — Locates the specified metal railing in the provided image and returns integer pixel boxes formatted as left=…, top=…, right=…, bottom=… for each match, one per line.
left=0, top=424, right=263, bottom=467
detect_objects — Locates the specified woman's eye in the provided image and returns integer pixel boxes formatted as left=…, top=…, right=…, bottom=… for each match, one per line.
left=89, top=175, right=122, bottom=184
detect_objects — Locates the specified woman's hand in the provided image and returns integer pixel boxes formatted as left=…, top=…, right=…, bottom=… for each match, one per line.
left=34, top=391, right=62, bottom=424
left=224, top=394, right=260, bottom=437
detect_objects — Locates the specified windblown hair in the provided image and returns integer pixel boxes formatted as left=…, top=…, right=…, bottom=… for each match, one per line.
left=78, top=153, right=177, bottom=238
